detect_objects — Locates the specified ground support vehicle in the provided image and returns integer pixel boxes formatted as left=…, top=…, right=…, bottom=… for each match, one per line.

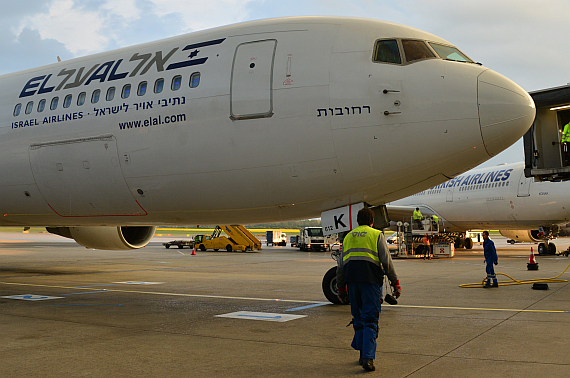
left=266, top=230, right=287, bottom=246
left=163, top=240, right=194, bottom=249
left=298, top=227, right=329, bottom=251
left=194, top=225, right=261, bottom=252
left=290, top=235, right=299, bottom=248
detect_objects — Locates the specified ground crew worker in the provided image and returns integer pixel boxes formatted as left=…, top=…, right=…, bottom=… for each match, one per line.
left=336, top=207, right=401, bottom=372
left=413, top=207, right=423, bottom=230
left=482, top=230, right=498, bottom=288
left=562, top=122, right=570, bottom=166
left=422, top=234, right=431, bottom=259
left=431, top=215, right=439, bottom=231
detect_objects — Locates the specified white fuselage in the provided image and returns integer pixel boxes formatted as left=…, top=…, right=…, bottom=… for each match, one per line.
left=0, top=17, right=535, bottom=227
left=390, top=162, right=570, bottom=231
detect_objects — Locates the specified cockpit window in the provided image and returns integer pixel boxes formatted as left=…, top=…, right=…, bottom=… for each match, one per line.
left=373, top=39, right=402, bottom=64
left=428, top=42, right=473, bottom=63
left=401, top=40, right=436, bottom=63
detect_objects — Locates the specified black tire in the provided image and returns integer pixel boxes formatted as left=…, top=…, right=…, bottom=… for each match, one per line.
left=199, top=244, right=206, bottom=252
left=464, top=238, right=473, bottom=250
left=538, top=243, right=547, bottom=255
left=226, top=245, right=232, bottom=252
left=165, top=245, right=170, bottom=249
left=548, top=243, right=557, bottom=255
left=454, top=237, right=464, bottom=249
left=322, top=266, right=344, bottom=305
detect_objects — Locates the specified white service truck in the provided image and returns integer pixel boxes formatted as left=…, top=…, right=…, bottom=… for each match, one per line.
left=298, top=227, right=330, bottom=251
left=266, top=230, right=287, bottom=246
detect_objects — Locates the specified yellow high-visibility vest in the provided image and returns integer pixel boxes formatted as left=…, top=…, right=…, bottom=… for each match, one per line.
left=342, top=225, right=382, bottom=266
left=413, top=209, right=422, bottom=220
left=562, top=123, right=570, bottom=143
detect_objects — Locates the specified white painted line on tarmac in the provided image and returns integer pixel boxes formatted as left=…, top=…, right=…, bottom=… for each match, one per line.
left=113, top=281, right=164, bottom=285
left=216, top=311, right=307, bottom=322
left=0, top=281, right=328, bottom=304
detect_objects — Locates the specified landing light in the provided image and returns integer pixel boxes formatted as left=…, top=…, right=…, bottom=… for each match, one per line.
left=550, top=104, right=570, bottom=111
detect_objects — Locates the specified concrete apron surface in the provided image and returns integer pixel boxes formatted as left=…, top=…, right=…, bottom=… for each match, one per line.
left=1, top=233, right=569, bottom=377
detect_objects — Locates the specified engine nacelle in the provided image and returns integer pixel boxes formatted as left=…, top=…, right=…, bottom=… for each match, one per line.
left=47, top=226, right=156, bottom=250
left=499, top=229, right=543, bottom=243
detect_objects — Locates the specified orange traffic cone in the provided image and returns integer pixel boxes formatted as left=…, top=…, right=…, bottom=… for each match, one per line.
left=527, top=247, right=538, bottom=270
left=191, top=246, right=196, bottom=256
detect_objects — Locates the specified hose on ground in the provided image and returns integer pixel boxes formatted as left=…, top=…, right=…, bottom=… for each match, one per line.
left=460, top=261, right=570, bottom=288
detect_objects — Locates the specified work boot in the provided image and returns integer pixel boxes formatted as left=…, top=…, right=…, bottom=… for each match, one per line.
left=492, top=282, right=499, bottom=288
left=362, top=359, right=375, bottom=371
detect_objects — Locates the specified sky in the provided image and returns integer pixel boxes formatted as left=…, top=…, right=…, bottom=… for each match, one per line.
left=2, top=0, right=568, bottom=168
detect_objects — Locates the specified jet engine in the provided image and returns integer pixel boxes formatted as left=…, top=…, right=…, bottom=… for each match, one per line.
left=499, top=230, right=544, bottom=243
left=46, top=226, right=156, bottom=250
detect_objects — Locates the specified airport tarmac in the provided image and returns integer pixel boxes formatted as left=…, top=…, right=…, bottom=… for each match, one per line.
left=1, top=233, right=570, bottom=377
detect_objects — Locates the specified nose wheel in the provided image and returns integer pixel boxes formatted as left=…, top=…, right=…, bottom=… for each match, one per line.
left=322, top=266, right=346, bottom=304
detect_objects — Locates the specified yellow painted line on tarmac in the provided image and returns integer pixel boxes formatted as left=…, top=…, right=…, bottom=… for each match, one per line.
left=392, top=304, right=569, bottom=314
left=0, top=281, right=326, bottom=304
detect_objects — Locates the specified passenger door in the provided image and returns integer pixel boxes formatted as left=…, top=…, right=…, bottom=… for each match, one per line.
left=230, top=40, right=277, bottom=120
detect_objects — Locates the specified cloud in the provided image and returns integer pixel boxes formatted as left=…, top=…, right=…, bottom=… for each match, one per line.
left=3, top=0, right=569, bottom=92
left=13, top=0, right=262, bottom=56
left=0, top=0, right=72, bottom=75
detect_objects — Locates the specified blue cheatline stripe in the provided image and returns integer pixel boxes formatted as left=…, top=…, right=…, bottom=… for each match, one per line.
left=285, top=303, right=331, bottom=312
left=61, top=290, right=109, bottom=295
left=74, top=284, right=118, bottom=288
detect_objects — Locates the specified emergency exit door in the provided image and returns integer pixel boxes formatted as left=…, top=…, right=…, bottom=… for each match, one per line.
left=230, top=40, right=277, bottom=120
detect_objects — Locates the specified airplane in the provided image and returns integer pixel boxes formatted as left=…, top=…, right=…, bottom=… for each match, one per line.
left=0, top=16, right=535, bottom=252
left=387, top=162, right=569, bottom=255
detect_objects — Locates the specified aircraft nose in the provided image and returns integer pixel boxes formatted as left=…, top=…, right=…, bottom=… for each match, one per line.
left=478, top=70, right=536, bottom=156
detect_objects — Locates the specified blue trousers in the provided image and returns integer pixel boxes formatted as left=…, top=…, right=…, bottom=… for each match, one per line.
left=485, top=260, right=497, bottom=285
left=347, top=282, right=382, bottom=360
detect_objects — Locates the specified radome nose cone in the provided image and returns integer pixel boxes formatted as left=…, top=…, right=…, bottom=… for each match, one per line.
left=478, top=70, right=536, bottom=156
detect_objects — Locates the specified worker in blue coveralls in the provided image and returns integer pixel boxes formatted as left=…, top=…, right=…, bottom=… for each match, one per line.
left=482, top=231, right=499, bottom=288
left=336, top=207, right=401, bottom=372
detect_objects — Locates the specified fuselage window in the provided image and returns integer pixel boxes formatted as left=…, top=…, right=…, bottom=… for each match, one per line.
left=402, top=40, right=436, bottom=63
left=25, top=101, right=34, bottom=115
left=92, top=89, right=101, bottom=104
left=428, top=42, right=473, bottom=63
left=154, top=78, right=164, bottom=93
left=63, top=94, right=72, bottom=108
left=14, top=104, right=22, bottom=116
left=172, top=75, right=182, bottom=91
left=106, top=87, right=116, bottom=101
left=190, top=72, right=201, bottom=88
left=122, top=84, right=131, bottom=99
left=50, top=97, right=59, bottom=110
left=138, top=81, right=147, bottom=96
left=38, top=99, right=46, bottom=112
left=373, top=39, right=402, bottom=64
left=77, top=92, right=86, bottom=106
